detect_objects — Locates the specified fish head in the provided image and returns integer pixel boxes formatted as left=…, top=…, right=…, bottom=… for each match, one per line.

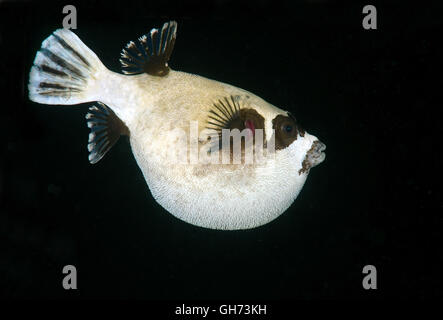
left=250, top=98, right=326, bottom=177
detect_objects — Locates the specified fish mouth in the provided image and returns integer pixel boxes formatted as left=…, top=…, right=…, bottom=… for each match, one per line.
left=298, top=140, right=326, bottom=175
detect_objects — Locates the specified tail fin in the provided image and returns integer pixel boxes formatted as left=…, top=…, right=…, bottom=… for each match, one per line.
left=28, top=28, right=106, bottom=105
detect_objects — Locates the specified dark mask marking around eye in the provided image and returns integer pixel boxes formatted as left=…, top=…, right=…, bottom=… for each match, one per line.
left=272, top=113, right=304, bottom=150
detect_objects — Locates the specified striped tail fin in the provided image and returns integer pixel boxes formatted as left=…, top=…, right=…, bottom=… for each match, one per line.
left=28, top=28, right=106, bottom=105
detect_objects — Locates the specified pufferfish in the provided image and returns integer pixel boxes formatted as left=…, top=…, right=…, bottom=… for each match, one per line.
left=28, top=21, right=326, bottom=230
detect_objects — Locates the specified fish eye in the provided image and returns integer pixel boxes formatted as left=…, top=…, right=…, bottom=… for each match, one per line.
left=272, top=115, right=298, bottom=150
left=283, top=124, right=293, bottom=133
left=280, top=120, right=296, bottom=137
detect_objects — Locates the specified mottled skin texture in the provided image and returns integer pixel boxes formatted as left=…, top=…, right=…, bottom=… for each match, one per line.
left=93, top=70, right=324, bottom=230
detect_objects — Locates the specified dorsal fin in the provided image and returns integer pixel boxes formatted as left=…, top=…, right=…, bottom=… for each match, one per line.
left=85, top=102, right=129, bottom=164
left=119, top=21, right=177, bottom=76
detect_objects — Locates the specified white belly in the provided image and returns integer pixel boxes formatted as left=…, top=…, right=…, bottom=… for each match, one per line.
left=129, top=134, right=311, bottom=230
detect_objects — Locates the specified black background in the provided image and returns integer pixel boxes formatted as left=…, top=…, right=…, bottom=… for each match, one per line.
left=0, top=0, right=442, bottom=300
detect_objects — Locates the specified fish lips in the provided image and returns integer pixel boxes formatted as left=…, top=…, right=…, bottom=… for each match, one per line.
left=299, top=140, right=326, bottom=174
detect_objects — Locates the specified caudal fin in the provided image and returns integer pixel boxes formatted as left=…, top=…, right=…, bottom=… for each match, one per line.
left=29, top=28, right=106, bottom=105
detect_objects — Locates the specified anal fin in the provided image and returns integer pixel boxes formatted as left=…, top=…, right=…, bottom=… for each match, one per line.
left=86, top=102, right=129, bottom=164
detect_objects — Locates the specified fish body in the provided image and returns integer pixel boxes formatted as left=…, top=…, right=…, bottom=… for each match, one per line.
left=28, top=21, right=326, bottom=230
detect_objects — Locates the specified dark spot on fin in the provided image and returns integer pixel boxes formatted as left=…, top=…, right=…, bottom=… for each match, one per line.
left=39, top=65, right=69, bottom=77
left=119, top=21, right=177, bottom=76
left=40, top=48, right=85, bottom=80
left=52, top=34, right=91, bottom=68
left=85, top=102, right=129, bottom=164
left=39, top=82, right=67, bottom=90
left=206, top=95, right=265, bottom=136
left=206, top=95, right=266, bottom=152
